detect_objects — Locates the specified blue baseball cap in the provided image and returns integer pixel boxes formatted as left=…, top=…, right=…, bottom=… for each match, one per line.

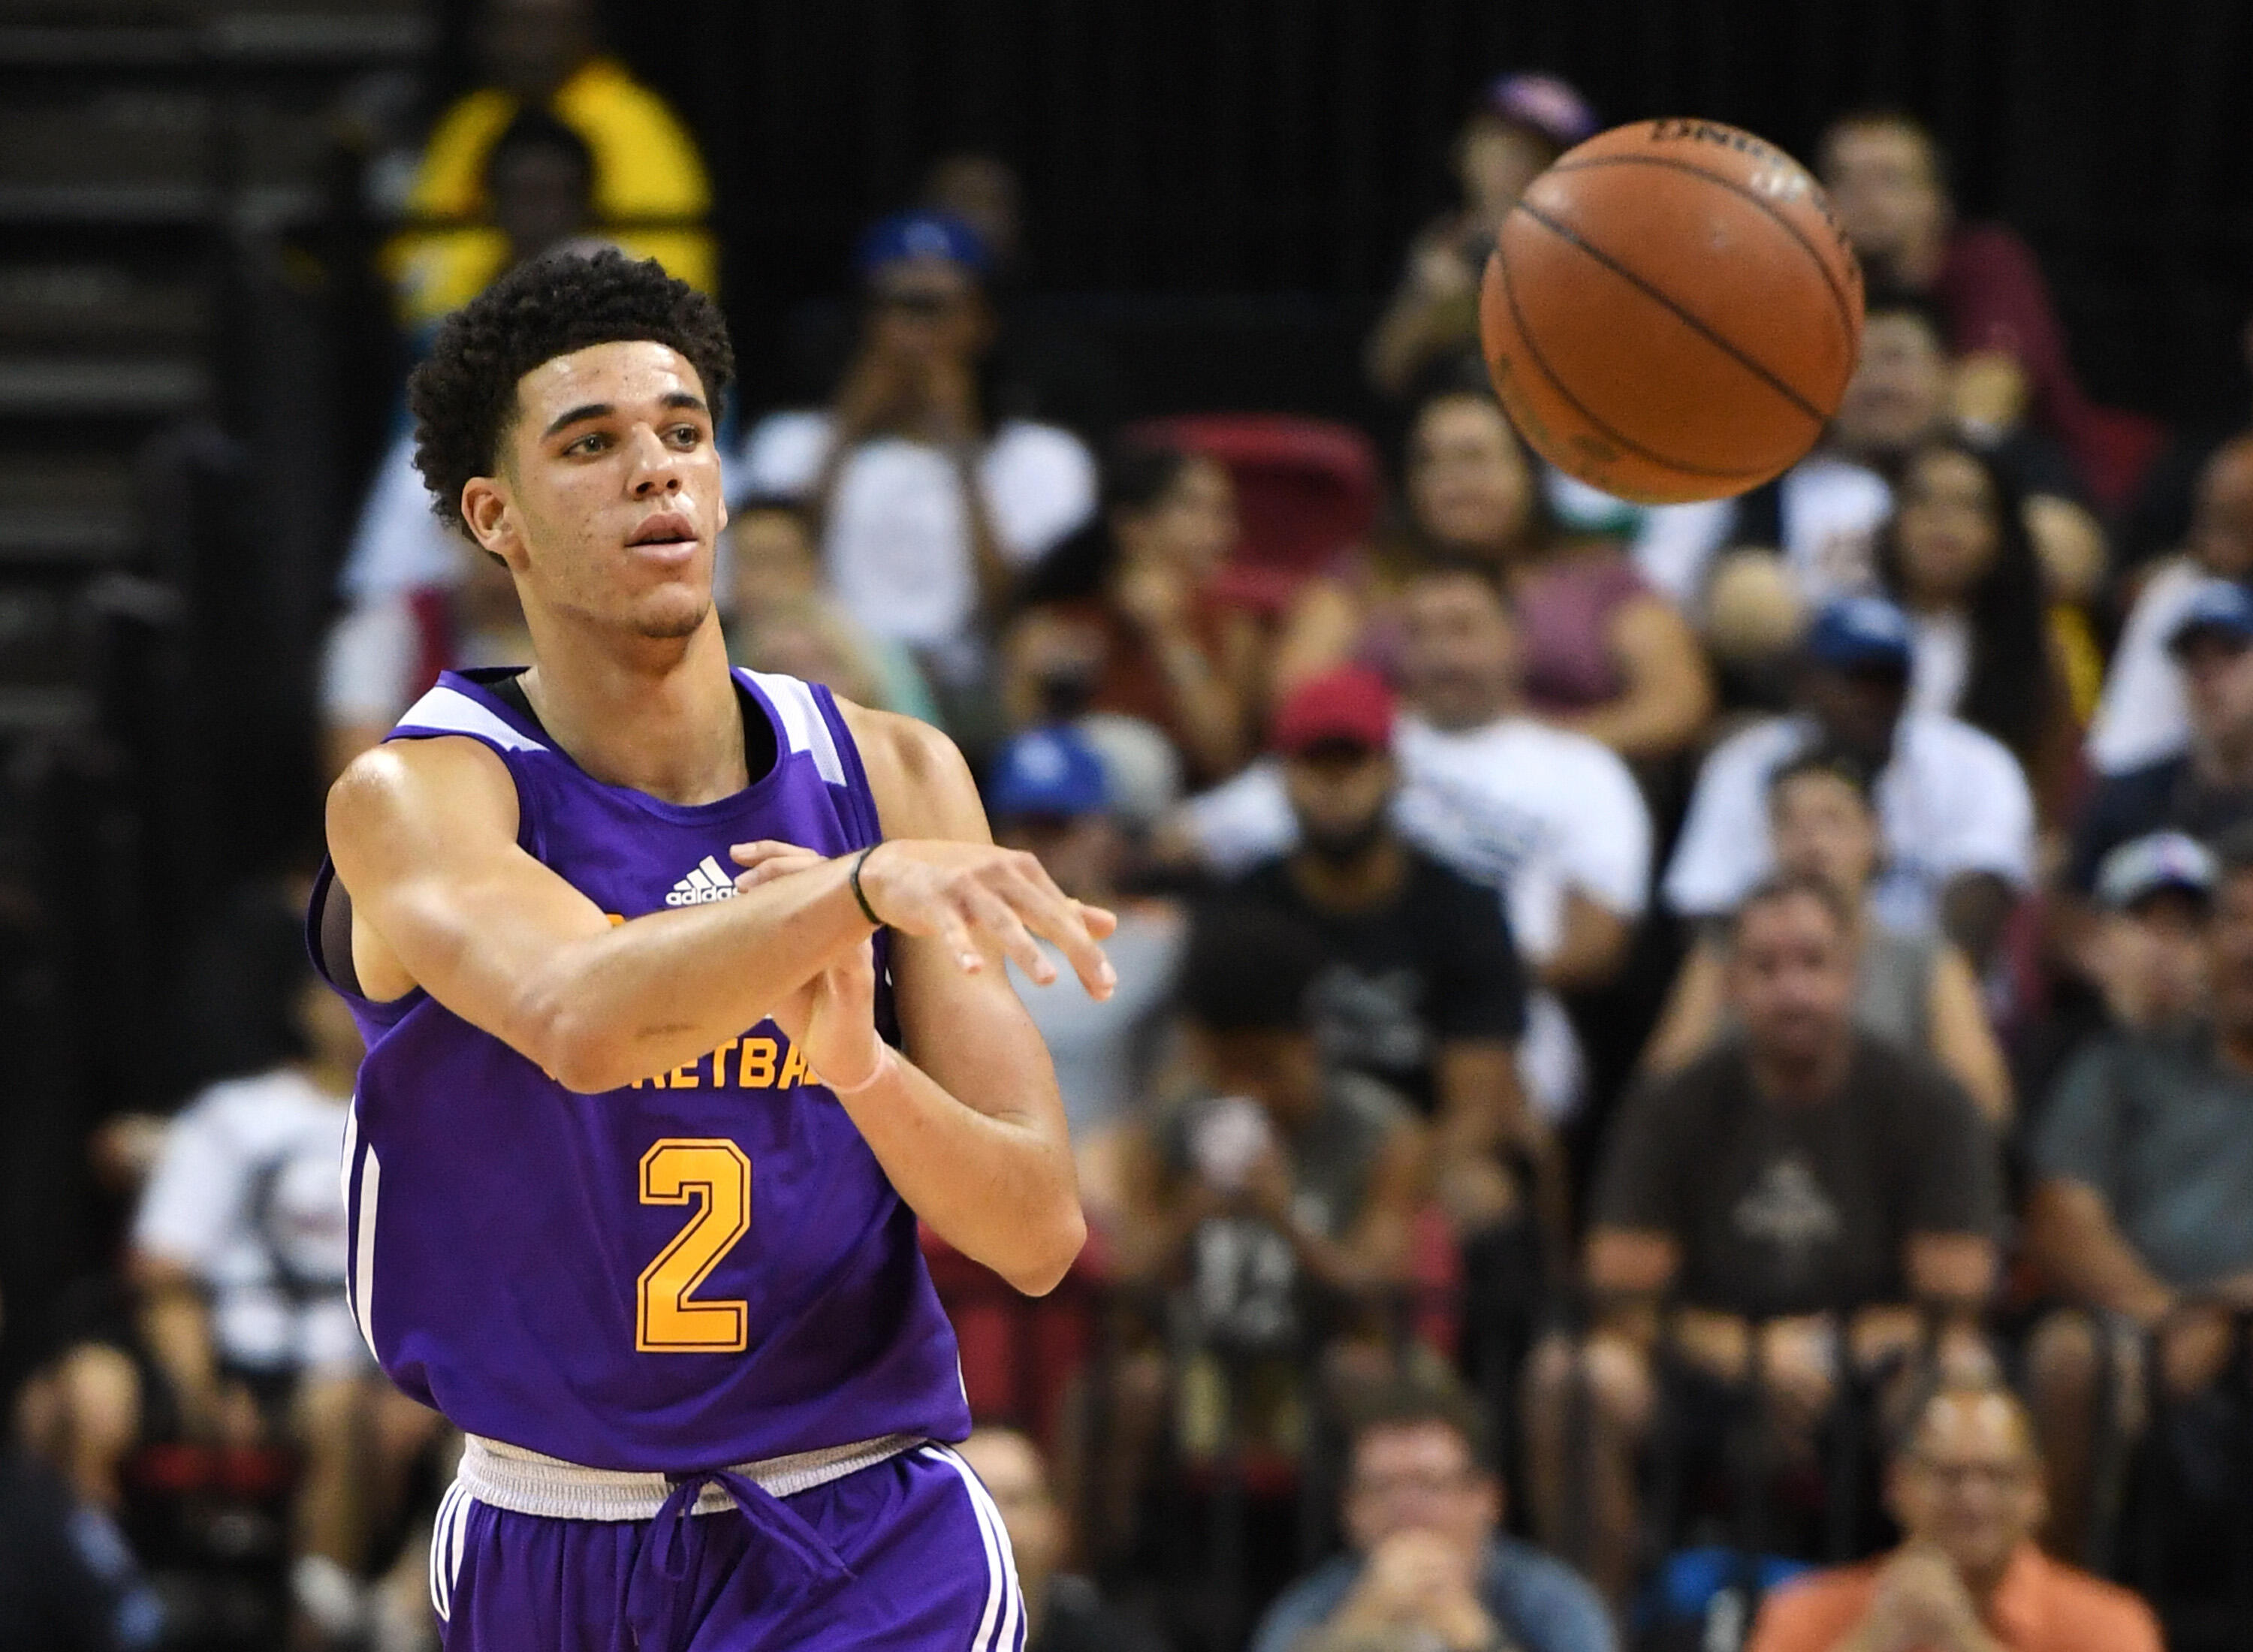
left=854, top=210, right=991, bottom=282
left=2167, top=579, right=2253, bottom=656
left=988, top=727, right=1108, bottom=821
left=2096, top=831, right=2217, bottom=911
left=1804, top=595, right=1914, bottom=674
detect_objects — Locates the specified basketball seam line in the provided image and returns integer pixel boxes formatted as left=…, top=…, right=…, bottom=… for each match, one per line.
left=1495, top=245, right=1777, bottom=484
left=1510, top=197, right=1831, bottom=427
left=1546, top=152, right=1860, bottom=343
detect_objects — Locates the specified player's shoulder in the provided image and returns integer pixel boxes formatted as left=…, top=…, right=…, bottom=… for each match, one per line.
left=831, top=700, right=982, bottom=836
left=327, top=734, right=519, bottom=860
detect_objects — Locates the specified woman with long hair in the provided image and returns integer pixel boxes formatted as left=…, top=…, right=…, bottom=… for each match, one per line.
left=1876, top=436, right=2079, bottom=812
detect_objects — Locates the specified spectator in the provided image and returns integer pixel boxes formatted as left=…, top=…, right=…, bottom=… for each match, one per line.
left=722, top=495, right=938, bottom=722
left=1249, top=1377, right=1613, bottom=1652
left=2065, top=579, right=2253, bottom=897
left=1005, top=444, right=1262, bottom=785
left=320, top=509, right=532, bottom=776
left=1365, top=74, right=1599, bottom=401
left=1876, top=437, right=2078, bottom=815
left=984, top=726, right=1185, bottom=1214
left=1635, top=292, right=2105, bottom=639
left=2086, top=433, right=2253, bottom=777
left=383, top=0, right=713, bottom=329
left=1283, top=389, right=1713, bottom=762
left=0, top=1439, right=157, bottom=1652
left=737, top=211, right=1098, bottom=711
left=1230, top=667, right=1547, bottom=1238
left=1745, top=1378, right=2161, bottom=1652
left=1412, top=391, right=1714, bottom=761
left=953, top=1427, right=1166, bottom=1652
left=2082, top=831, right=2214, bottom=1035
left=2113, top=312, right=2253, bottom=577
left=2024, top=824, right=2253, bottom=1560
left=1524, top=875, right=2002, bottom=1602
left=1817, top=111, right=2158, bottom=509
left=1664, top=594, right=2035, bottom=966
left=1108, top=902, right=1426, bottom=1450
left=1178, top=565, right=1651, bottom=1120
left=1643, top=747, right=2012, bottom=1125
left=128, top=971, right=445, bottom=1644
left=918, top=152, right=1125, bottom=438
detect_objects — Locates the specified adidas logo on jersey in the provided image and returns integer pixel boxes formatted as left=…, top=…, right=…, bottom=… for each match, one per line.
left=665, top=855, right=738, bottom=906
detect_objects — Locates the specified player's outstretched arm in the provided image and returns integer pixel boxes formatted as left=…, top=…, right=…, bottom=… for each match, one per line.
left=328, top=729, right=1117, bottom=1101
left=328, top=736, right=886, bottom=1090
left=801, top=704, right=1107, bottom=1296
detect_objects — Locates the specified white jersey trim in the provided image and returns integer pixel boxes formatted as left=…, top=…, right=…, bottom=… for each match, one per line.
left=394, top=684, right=550, bottom=753
left=742, top=669, right=847, bottom=787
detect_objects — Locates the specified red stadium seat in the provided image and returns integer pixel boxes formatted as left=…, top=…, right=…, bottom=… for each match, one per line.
left=921, top=1224, right=1105, bottom=1451
left=1124, top=415, right=1382, bottom=613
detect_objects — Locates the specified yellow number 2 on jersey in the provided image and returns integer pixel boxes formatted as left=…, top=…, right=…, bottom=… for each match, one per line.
left=636, top=1139, right=752, bottom=1352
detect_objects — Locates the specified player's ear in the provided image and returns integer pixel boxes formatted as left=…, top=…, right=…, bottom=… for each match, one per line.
left=460, top=476, right=524, bottom=569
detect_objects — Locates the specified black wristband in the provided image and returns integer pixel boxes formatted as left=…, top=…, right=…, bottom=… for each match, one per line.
left=848, top=844, right=884, bottom=927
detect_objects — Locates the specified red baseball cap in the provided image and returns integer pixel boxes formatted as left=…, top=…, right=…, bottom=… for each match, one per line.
left=1271, top=665, right=1395, bottom=757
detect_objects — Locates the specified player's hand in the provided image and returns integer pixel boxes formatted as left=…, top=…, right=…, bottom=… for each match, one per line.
left=730, top=840, right=828, bottom=891
left=768, top=938, right=885, bottom=1093
left=854, top=839, right=1118, bottom=998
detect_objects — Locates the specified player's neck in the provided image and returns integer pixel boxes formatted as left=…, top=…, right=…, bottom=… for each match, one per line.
left=516, top=616, right=749, bottom=805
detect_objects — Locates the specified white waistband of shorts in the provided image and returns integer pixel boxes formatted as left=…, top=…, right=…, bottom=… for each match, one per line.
left=456, top=1432, right=922, bottom=1522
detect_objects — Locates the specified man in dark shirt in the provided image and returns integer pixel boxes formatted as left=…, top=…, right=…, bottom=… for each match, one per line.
left=2026, top=823, right=2253, bottom=1559
left=1523, top=873, right=2002, bottom=1604
left=1232, top=665, right=1540, bottom=1248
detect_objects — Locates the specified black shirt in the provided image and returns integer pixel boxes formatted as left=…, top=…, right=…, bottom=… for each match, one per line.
left=1234, top=847, right=1528, bottom=1116
left=1594, top=1036, right=2001, bottom=1319
left=2065, top=752, right=2253, bottom=894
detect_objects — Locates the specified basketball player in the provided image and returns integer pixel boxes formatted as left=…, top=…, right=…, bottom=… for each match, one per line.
left=309, top=247, right=1115, bottom=1650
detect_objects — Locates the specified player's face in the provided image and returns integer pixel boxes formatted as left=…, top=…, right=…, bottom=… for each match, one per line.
left=469, top=340, right=726, bottom=643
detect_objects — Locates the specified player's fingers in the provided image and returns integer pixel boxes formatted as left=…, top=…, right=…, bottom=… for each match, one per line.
left=1076, top=900, right=1120, bottom=941
left=960, top=881, right=1054, bottom=984
left=1000, top=868, right=1114, bottom=997
left=933, top=902, right=983, bottom=975
left=728, top=840, right=816, bottom=869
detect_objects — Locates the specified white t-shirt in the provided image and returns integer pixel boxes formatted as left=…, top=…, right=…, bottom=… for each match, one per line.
left=1907, top=608, right=1973, bottom=722
left=1179, top=713, right=1651, bottom=1120
left=1632, top=454, right=1891, bottom=609
left=134, top=1069, right=366, bottom=1376
left=2086, top=557, right=2204, bottom=776
left=1663, top=710, right=2036, bottom=932
left=736, top=412, right=1096, bottom=660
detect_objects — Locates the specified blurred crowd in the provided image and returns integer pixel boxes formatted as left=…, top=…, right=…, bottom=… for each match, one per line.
left=17, top=5, right=2253, bottom=1651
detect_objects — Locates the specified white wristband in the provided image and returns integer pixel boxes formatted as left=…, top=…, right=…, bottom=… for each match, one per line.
left=822, top=1045, right=894, bottom=1096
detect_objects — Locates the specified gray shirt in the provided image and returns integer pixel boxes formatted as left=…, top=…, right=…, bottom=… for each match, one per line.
left=1248, top=1538, right=1615, bottom=1652
left=2034, top=1027, right=2253, bottom=1288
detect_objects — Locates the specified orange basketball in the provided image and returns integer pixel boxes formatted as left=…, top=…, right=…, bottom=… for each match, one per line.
left=1479, top=118, right=1864, bottom=505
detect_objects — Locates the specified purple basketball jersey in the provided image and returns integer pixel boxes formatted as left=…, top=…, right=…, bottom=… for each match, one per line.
left=309, top=667, right=970, bottom=1471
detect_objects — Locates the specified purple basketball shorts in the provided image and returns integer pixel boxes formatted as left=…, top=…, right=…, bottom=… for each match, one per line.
left=428, top=1442, right=1024, bottom=1651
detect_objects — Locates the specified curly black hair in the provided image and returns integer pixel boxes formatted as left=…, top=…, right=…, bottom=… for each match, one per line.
left=407, top=247, right=734, bottom=529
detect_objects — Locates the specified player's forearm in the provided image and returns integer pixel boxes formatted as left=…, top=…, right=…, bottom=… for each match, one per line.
left=834, top=1054, right=1085, bottom=1296
left=525, top=858, right=871, bottom=1092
